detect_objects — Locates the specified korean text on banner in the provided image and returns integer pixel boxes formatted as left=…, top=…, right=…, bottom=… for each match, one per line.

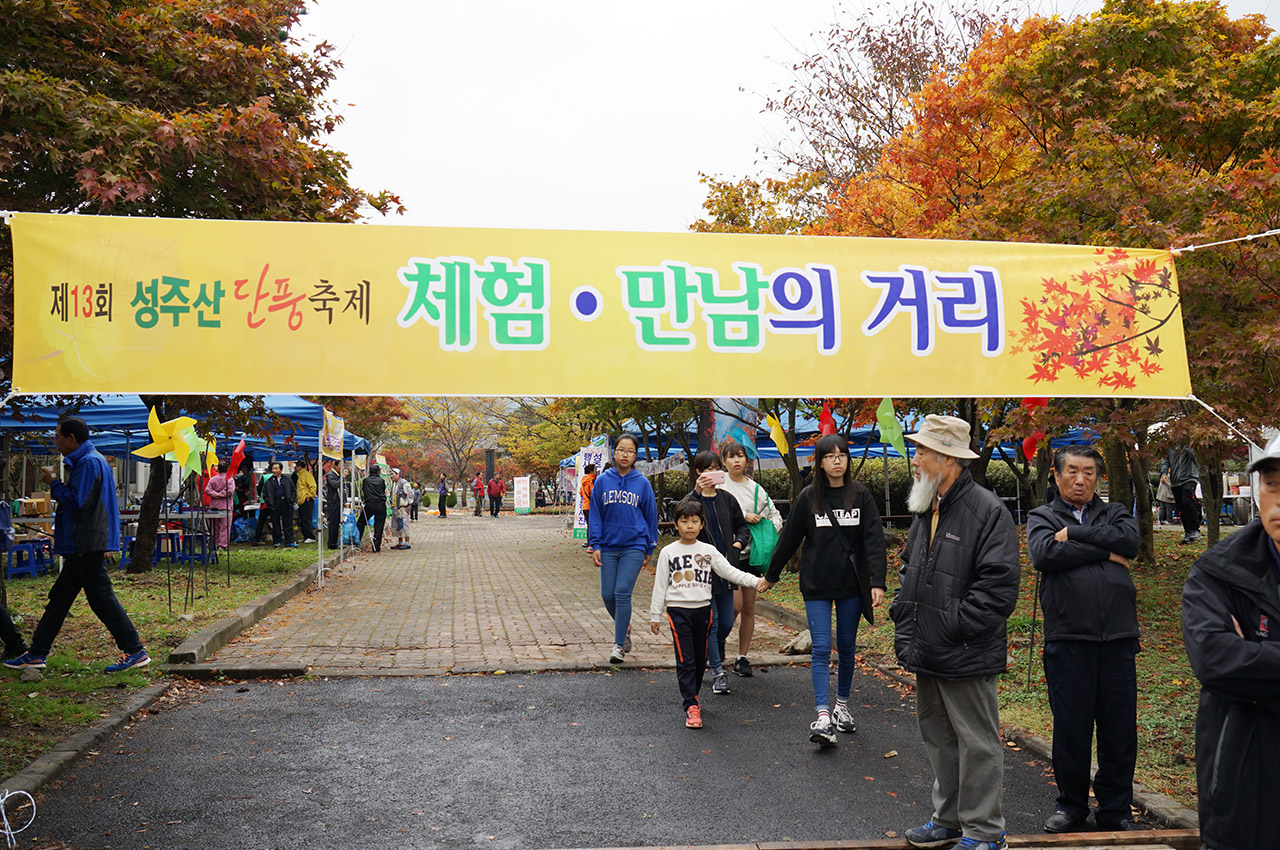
left=514, top=477, right=530, bottom=515
left=10, top=213, right=1191, bottom=398
left=574, top=444, right=607, bottom=541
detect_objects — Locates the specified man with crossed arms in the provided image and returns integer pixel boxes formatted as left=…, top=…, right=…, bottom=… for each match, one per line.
left=1027, top=444, right=1141, bottom=832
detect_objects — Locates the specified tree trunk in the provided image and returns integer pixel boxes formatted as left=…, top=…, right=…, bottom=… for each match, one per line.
left=1204, top=456, right=1224, bottom=546
left=1102, top=438, right=1133, bottom=513
left=1035, top=442, right=1052, bottom=506
left=1129, top=427, right=1155, bottom=563
left=128, top=456, right=168, bottom=573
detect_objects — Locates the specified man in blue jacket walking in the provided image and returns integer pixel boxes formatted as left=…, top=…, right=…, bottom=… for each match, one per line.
left=4, top=417, right=149, bottom=673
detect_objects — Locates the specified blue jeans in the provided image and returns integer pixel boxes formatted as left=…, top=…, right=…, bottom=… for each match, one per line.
left=600, top=549, right=646, bottom=647
left=705, top=590, right=735, bottom=672
left=805, top=596, right=862, bottom=712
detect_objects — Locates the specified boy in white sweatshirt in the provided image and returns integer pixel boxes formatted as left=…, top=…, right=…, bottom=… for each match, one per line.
left=651, top=498, right=766, bottom=729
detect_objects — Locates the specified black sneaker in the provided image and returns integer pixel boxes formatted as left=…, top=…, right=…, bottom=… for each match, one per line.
left=903, top=820, right=963, bottom=848
left=712, top=673, right=731, bottom=695
left=732, top=656, right=753, bottom=677
left=808, top=716, right=837, bottom=747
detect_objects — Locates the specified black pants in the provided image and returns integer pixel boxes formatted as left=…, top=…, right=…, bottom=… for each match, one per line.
left=489, top=496, right=502, bottom=517
left=253, top=507, right=269, bottom=542
left=474, top=495, right=483, bottom=516
left=31, top=552, right=143, bottom=657
left=1044, top=638, right=1139, bottom=825
left=1, top=603, right=28, bottom=657
left=1173, top=481, right=1201, bottom=537
left=438, top=496, right=447, bottom=518
left=667, top=605, right=712, bottom=710
left=326, top=500, right=341, bottom=549
left=358, top=509, right=386, bottom=551
left=297, top=499, right=315, bottom=540
left=270, top=505, right=295, bottom=545
left=410, top=503, right=419, bottom=520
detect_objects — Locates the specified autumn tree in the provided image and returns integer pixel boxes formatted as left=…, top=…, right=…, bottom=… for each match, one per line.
left=402, top=397, right=506, bottom=500
left=0, top=0, right=404, bottom=569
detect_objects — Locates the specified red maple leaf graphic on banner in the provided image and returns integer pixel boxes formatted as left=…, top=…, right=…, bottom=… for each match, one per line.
left=1007, top=252, right=1180, bottom=389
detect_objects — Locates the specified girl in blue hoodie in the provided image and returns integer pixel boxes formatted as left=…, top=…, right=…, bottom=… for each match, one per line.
left=589, top=433, right=658, bottom=664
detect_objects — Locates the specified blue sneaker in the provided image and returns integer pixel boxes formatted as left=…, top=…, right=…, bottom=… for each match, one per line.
left=287, top=543, right=298, bottom=548
left=952, top=833, right=1008, bottom=850
left=3, top=651, right=47, bottom=669
left=905, top=821, right=963, bottom=848
left=104, top=649, right=150, bottom=674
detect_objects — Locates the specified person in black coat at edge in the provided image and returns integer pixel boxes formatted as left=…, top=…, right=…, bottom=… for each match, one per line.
left=323, top=458, right=342, bottom=551
left=358, top=464, right=388, bottom=553
left=1182, top=433, right=1280, bottom=850
left=1027, top=444, right=1141, bottom=833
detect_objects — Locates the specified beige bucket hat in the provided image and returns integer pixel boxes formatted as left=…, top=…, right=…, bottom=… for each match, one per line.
left=906, top=414, right=979, bottom=459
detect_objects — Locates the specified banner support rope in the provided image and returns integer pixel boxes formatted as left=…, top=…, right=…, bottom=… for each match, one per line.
left=1172, top=228, right=1280, bottom=255
left=1188, top=394, right=1264, bottom=452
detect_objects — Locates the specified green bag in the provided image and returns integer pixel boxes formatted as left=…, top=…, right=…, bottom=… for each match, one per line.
left=748, top=482, right=779, bottom=568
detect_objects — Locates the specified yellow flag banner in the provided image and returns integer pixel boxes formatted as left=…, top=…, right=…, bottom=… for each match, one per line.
left=10, top=213, right=1192, bottom=398
left=320, top=409, right=344, bottom=460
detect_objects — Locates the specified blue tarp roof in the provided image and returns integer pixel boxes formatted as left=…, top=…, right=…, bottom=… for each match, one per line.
left=0, top=394, right=368, bottom=458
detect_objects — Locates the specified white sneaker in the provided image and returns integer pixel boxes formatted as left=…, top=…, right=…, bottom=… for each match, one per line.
left=303, top=538, right=316, bottom=544
left=832, top=702, right=857, bottom=733
left=809, top=716, right=837, bottom=747
left=608, top=645, right=625, bottom=664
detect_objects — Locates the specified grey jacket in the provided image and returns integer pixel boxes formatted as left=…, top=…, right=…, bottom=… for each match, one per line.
left=890, top=472, right=1021, bottom=679
left=1159, top=447, right=1199, bottom=486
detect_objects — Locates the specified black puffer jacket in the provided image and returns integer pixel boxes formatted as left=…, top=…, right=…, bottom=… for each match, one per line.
left=685, top=489, right=750, bottom=594
left=1027, top=494, right=1140, bottom=642
left=361, top=474, right=387, bottom=516
left=890, top=472, right=1020, bottom=679
left=1182, top=520, right=1280, bottom=850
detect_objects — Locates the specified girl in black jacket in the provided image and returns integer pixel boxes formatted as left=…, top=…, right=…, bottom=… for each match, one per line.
left=687, top=450, right=750, bottom=696
left=762, top=434, right=887, bottom=747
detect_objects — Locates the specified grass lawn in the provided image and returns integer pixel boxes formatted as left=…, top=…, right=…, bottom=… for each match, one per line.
left=763, top=523, right=1223, bottom=809
left=0, top=544, right=319, bottom=779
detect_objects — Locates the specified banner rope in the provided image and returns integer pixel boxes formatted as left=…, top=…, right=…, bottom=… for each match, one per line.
left=1172, top=228, right=1280, bottom=255
left=0, top=788, right=36, bottom=848
left=0, top=211, right=15, bottom=225
left=1188, top=394, right=1264, bottom=452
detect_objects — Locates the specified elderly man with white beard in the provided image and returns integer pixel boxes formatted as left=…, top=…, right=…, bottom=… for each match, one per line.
left=892, top=415, right=1021, bottom=850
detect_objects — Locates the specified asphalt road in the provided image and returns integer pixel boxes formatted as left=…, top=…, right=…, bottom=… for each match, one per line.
left=27, top=664, right=1061, bottom=850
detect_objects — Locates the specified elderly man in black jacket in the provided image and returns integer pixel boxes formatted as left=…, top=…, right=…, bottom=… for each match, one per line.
left=263, top=461, right=297, bottom=548
left=893, top=415, right=1020, bottom=850
left=1027, top=445, right=1140, bottom=833
left=1182, top=435, right=1280, bottom=850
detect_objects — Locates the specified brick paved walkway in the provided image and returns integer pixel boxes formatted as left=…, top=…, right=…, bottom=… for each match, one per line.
left=212, top=512, right=797, bottom=675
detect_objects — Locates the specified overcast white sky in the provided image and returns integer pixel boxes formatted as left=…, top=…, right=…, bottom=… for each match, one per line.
left=301, top=0, right=1278, bottom=233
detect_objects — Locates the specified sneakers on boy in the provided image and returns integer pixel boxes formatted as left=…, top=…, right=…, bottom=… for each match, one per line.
left=808, top=716, right=837, bottom=747
left=903, top=820, right=963, bottom=848
left=607, top=645, right=625, bottom=664
left=952, top=833, right=1007, bottom=850
left=104, top=649, right=150, bottom=674
left=832, top=702, right=857, bottom=733
left=732, top=656, right=753, bottom=677
left=3, top=651, right=47, bottom=669
left=712, top=673, right=731, bottom=695
left=685, top=704, right=703, bottom=728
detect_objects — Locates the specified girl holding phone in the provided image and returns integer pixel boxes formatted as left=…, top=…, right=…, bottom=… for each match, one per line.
left=687, top=450, right=750, bottom=695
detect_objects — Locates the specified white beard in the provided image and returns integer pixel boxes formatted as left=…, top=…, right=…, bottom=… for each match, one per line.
left=908, top=471, right=943, bottom=514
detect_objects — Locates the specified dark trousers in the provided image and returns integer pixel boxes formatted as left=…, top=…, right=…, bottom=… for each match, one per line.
left=410, top=502, right=419, bottom=520
left=667, top=605, right=712, bottom=710
left=326, top=501, right=341, bottom=550
left=489, top=496, right=502, bottom=517
left=473, top=494, right=483, bottom=516
left=358, top=509, right=386, bottom=551
left=1044, top=638, right=1139, bottom=825
left=297, top=499, right=315, bottom=540
left=253, top=507, right=269, bottom=542
left=31, top=552, right=143, bottom=657
left=2, top=603, right=28, bottom=657
left=270, top=505, right=295, bottom=545
left=1173, top=481, right=1201, bottom=537
left=438, top=496, right=447, bottom=518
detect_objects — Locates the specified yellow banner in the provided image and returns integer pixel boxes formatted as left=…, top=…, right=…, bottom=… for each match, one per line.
left=320, top=409, right=344, bottom=460
left=10, top=213, right=1192, bottom=398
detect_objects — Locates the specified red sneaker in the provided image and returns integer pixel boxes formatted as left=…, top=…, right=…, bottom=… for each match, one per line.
left=685, top=704, right=702, bottom=729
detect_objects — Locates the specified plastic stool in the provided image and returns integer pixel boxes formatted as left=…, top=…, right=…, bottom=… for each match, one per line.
left=7, top=542, right=46, bottom=579
left=183, top=532, right=217, bottom=566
